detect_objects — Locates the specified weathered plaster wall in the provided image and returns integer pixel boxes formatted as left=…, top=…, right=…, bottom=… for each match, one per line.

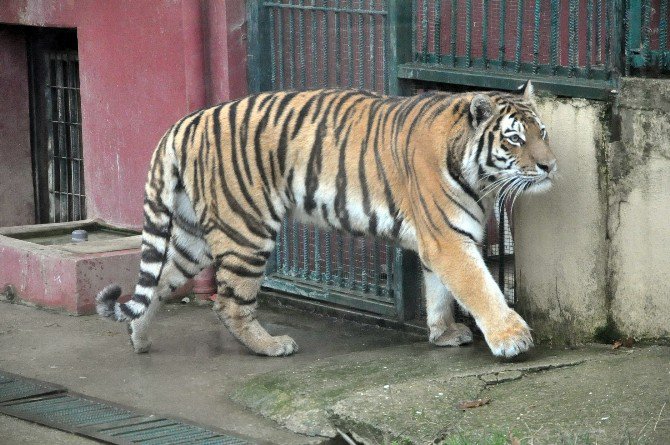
left=608, top=78, right=670, bottom=339
left=514, top=98, right=609, bottom=344
left=0, top=27, right=34, bottom=227
left=0, top=0, right=248, bottom=230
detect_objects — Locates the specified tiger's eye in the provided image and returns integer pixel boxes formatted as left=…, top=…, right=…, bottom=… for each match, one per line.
left=508, top=134, right=522, bottom=144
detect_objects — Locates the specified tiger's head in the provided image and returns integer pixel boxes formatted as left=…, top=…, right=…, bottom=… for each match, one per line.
left=469, top=81, right=557, bottom=198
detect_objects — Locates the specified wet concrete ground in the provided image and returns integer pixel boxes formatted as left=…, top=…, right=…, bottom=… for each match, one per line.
left=1, top=300, right=669, bottom=444
left=0, top=300, right=419, bottom=444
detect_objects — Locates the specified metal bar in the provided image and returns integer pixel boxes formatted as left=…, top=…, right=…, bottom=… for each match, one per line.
left=302, top=225, right=309, bottom=279
left=498, top=0, right=506, bottom=65
left=335, top=0, right=342, bottom=86
left=370, top=0, right=376, bottom=90
left=338, top=233, right=345, bottom=286
left=482, top=0, right=488, bottom=68
left=514, top=0, right=524, bottom=72
left=278, top=5, right=286, bottom=88
left=587, top=0, right=593, bottom=76
left=373, top=240, right=380, bottom=295
left=269, top=7, right=277, bottom=88
left=311, top=0, right=318, bottom=87
left=282, top=219, right=289, bottom=275
left=298, top=0, right=306, bottom=88
left=383, top=0, right=389, bottom=92
left=324, top=231, right=332, bottom=284
left=411, top=0, right=417, bottom=61
left=532, top=0, right=541, bottom=74
left=358, top=0, right=365, bottom=88
left=313, top=228, right=321, bottom=282
left=450, top=0, right=457, bottom=66
left=550, top=0, right=559, bottom=74
left=348, top=0, right=354, bottom=87
left=292, top=222, right=299, bottom=276
left=397, top=63, right=616, bottom=100
left=465, top=0, right=472, bottom=67
left=628, top=0, right=642, bottom=72
left=385, top=244, right=393, bottom=297
left=322, top=0, right=329, bottom=85
left=431, top=0, right=441, bottom=64
left=662, top=0, right=669, bottom=51
left=643, top=0, right=651, bottom=65
left=421, top=0, right=429, bottom=62
left=246, top=1, right=272, bottom=92
left=360, top=239, right=367, bottom=292
left=348, top=237, right=355, bottom=289
left=387, top=0, right=413, bottom=95
left=262, top=2, right=387, bottom=14
left=595, top=0, right=602, bottom=65
left=568, top=0, right=578, bottom=76
left=288, top=0, right=296, bottom=88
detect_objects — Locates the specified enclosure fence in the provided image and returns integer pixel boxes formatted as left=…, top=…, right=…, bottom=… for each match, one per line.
left=247, top=0, right=668, bottom=322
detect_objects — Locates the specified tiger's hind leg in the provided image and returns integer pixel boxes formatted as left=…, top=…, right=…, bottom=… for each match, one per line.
left=208, top=233, right=297, bottom=356
left=424, top=269, right=473, bottom=347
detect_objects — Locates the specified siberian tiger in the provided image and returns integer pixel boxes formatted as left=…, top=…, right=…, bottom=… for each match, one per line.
left=96, top=81, right=556, bottom=358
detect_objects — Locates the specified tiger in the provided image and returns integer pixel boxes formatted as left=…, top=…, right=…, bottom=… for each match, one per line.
left=96, top=81, right=556, bottom=358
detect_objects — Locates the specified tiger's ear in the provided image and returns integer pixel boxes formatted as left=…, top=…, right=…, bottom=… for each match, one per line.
left=521, top=80, right=535, bottom=101
left=470, top=94, right=493, bottom=128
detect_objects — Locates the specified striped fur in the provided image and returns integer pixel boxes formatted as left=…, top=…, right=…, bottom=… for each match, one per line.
left=96, top=81, right=556, bottom=357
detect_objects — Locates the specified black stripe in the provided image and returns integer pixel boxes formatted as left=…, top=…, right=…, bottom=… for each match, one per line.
left=217, top=284, right=257, bottom=305
left=141, top=242, right=164, bottom=263
left=229, top=101, right=264, bottom=216
left=273, top=91, right=299, bottom=126
left=173, top=258, right=196, bottom=279
left=119, top=303, right=138, bottom=319
left=133, top=293, right=151, bottom=307
left=172, top=240, right=199, bottom=264
left=222, top=264, right=264, bottom=278
left=277, top=109, right=294, bottom=176
left=435, top=204, right=477, bottom=243
left=215, top=251, right=267, bottom=268
left=239, top=95, right=258, bottom=184
left=137, top=270, right=158, bottom=288
left=291, top=94, right=317, bottom=138
left=447, top=148, right=483, bottom=211
left=303, top=119, right=326, bottom=214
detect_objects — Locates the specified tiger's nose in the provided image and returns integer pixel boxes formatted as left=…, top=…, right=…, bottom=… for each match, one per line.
left=537, top=159, right=557, bottom=173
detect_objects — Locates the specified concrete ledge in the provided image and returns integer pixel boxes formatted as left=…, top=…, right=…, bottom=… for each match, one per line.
left=0, top=220, right=140, bottom=314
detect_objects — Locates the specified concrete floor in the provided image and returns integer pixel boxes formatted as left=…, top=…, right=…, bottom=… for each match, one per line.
left=0, top=300, right=420, bottom=444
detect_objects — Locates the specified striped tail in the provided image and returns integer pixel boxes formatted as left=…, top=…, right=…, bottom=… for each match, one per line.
left=95, top=284, right=130, bottom=321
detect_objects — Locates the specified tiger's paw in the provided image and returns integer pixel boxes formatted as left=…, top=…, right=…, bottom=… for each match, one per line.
left=256, top=335, right=299, bottom=357
left=482, top=310, right=533, bottom=358
left=430, top=323, right=473, bottom=347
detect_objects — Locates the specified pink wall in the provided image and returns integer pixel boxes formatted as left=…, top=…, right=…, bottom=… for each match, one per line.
left=0, top=27, right=35, bottom=227
left=0, top=0, right=248, bottom=229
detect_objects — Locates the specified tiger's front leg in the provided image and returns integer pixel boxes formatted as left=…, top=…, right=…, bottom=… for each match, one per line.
left=420, top=237, right=532, bottom=357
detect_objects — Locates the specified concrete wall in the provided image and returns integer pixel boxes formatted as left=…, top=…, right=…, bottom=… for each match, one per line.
left=0, top=27, right=34, bottom=227
left=514, top=98, right=610, bottom=345
left=607, top=78, right=670, bottom=340
left=0, top=1, right=248, bottom=230
left=516, top=80, right=670, bottom=343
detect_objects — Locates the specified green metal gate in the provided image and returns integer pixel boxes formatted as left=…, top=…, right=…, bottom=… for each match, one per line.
left=247, top=0, right=419, bottom=320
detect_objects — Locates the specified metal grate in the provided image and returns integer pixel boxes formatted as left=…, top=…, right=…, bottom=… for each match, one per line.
left=0, top=371, right=250, bottom=445
left=46, top=50, right=85, bottom=223
left=626, top=0, right=670, bottom=74
left=399, top=0, right=623, bottom=99
left=249, top=0, right=416, bottom=319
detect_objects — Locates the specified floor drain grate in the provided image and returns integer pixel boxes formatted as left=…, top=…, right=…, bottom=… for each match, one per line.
left=0, top=371, right=253, bottom=444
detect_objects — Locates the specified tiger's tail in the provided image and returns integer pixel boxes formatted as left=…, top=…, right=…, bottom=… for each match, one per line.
left=96, top=130, right=176, bottom=323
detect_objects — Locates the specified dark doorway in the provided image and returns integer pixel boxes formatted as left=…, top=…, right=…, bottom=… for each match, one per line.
left=28, top=28, right=85, bottom=223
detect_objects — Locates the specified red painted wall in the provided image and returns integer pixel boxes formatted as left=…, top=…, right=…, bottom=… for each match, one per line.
left=0, top=1, right=248, bottom=230
left=0, top=27, right=34, bottom=227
